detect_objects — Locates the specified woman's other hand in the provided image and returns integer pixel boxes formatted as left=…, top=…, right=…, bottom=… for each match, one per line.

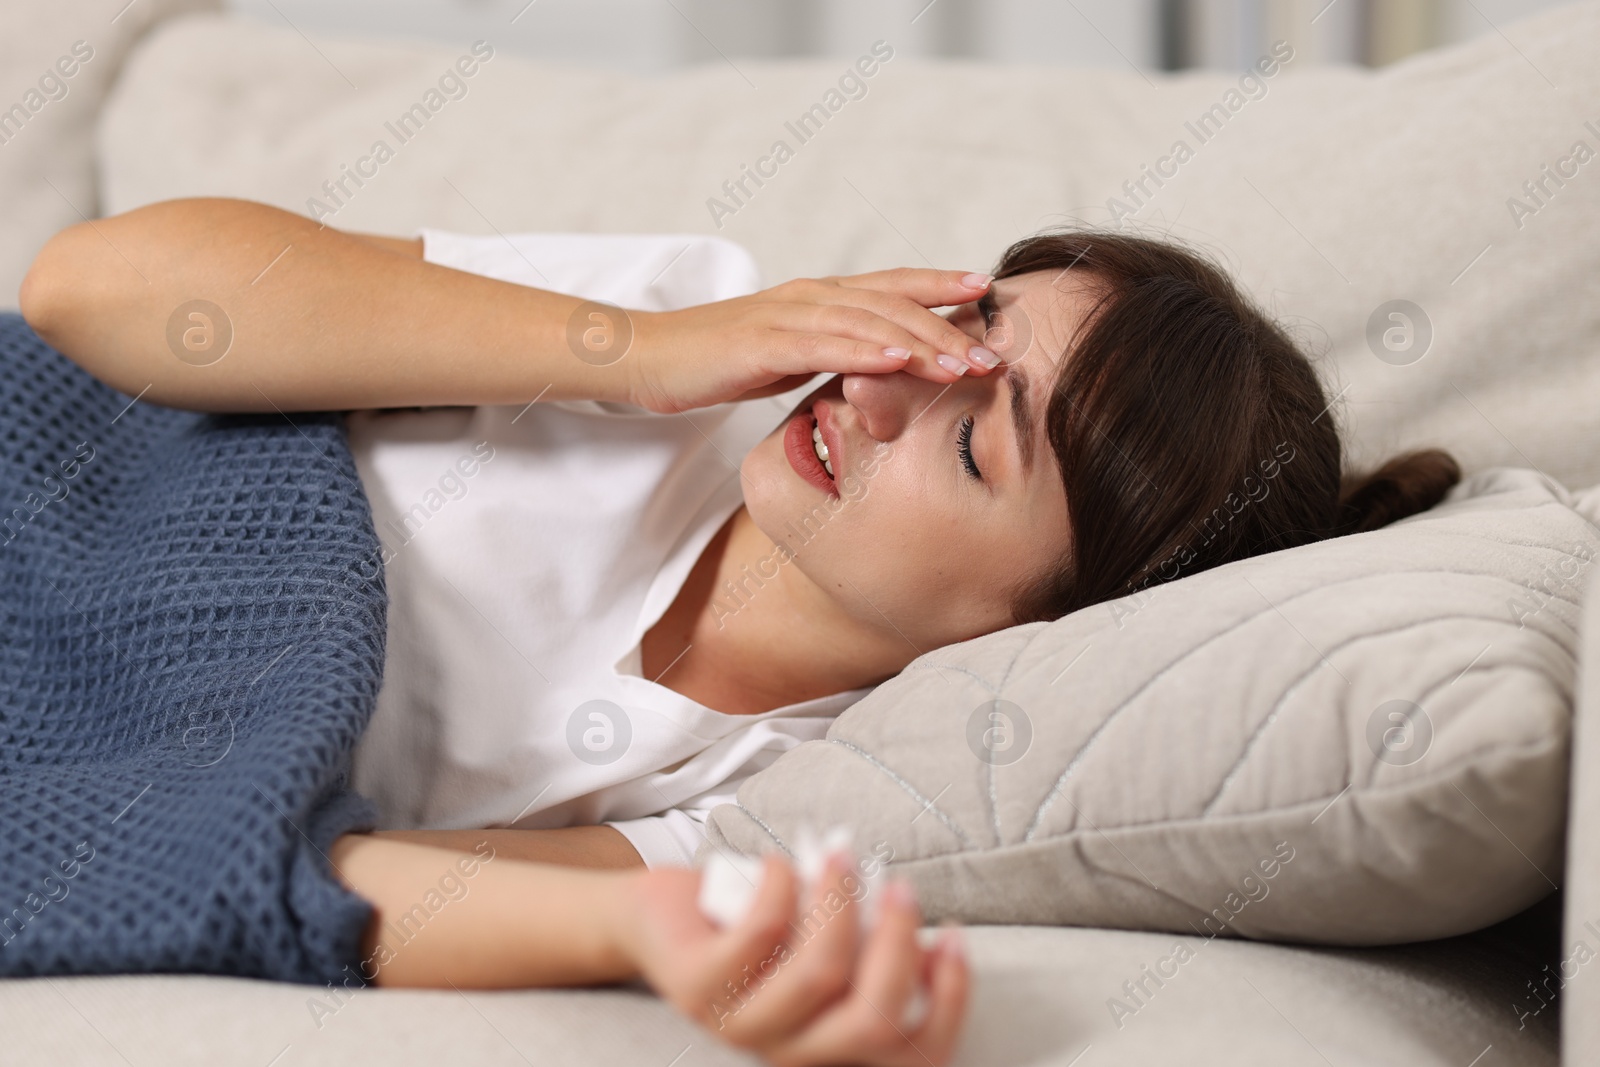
left=625, top=269, right=1000, bottom=414
left=614, top=852, right=970, bottom=1066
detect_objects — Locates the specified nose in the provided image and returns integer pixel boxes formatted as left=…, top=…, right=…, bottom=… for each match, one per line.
left=840, top=371, right=948, bottom=443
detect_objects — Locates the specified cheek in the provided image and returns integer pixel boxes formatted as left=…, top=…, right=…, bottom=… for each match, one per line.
left=800, top=466, right=952, bottom=598
left=744, top=441, right=1024, bottom=641
left=742, top=438, right=894, bottom=572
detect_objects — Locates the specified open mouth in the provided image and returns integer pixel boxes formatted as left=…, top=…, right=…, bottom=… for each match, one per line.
left=783, top=404, right=840, bottom=498
left=810, top=420, right=834, bottom=478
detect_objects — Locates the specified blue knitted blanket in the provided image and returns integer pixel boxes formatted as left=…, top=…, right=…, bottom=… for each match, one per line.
left=0, top=314, right=386, bottom=984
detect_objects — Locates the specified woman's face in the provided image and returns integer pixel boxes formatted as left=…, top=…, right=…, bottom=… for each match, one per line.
left=741, top=269, right=1087, bottom=649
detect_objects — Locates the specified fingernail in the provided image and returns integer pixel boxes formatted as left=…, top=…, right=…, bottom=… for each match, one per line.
left=961, top=273, right=993, bottom=289
left=966, top=346, right=1000, bottom=369
left=883, top=346, right=911, bottom=361
left=935, top=354, right=968, bottom=376
left=941, top=925, right=966, bottom=962
left=884, top=878, right=917, bottom=909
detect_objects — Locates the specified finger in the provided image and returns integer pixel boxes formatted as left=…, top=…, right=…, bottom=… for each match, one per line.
left=764, top=880, right=934, bottom=1066
left=755, top=329, right=925, bottom=382
left=655, top=858, right=795, bottom=1031
left=720, top=852, right=863, bottom=1047
left=851, top=880, right=924, bottom=1031
left=804, top=290, right=1003, bottom=377
left=907, top=925, right=971, bottom=1064
left=700, top=855, right=800, bottom=1010
left=760, top=318, right=982, bottom=385
left=787, top=303, right=926, bottom=358
left=834, top=266, right=993, bottom=310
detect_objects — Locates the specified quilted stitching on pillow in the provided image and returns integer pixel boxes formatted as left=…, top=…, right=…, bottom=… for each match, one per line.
left=704, top=469, right=1597, bottom=945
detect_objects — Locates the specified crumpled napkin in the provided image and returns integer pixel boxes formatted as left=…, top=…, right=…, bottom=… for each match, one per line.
left=696, top=825, right=929, bottom=1030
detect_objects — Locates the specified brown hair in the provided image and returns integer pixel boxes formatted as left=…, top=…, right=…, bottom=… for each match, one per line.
left=996, top=229, right=1460, bottom=624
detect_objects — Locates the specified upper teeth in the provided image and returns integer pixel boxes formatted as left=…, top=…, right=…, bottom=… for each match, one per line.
left=811, top=423, right=833, bottom=477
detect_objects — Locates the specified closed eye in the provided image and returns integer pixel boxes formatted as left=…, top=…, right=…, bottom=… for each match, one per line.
left=957, top=414, right=982, bottom=480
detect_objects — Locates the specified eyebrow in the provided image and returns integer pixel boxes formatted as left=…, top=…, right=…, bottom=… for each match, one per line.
left=1007, top=363, right=1035, bottom=474
left=976, top=287, right=1000, bottom=329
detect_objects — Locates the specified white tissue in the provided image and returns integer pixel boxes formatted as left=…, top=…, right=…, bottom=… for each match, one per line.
left=697, top=847, right=766, bottom=930
left=696, top=825, right=928, bottom=1030
left=698, top=825, right=877, bottom=927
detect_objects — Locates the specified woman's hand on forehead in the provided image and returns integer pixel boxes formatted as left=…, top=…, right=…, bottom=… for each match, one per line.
left=623, top=267, right=1004, bottom=414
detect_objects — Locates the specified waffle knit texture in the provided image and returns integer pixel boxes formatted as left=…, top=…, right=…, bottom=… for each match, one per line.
left=0, top=314, right=386, bottom=984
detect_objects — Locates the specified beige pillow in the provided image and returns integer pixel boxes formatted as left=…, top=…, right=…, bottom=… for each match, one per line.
left=703, top=469, right=1598, bottom=944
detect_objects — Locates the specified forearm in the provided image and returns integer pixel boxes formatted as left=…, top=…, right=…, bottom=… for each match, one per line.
left=371, top=824, right=645, bottom=870
left=329, top=833, right=973, bottom=1064
left=328, top=832, right=639, bottom=988
left=18, top=197, right=630, bottom=413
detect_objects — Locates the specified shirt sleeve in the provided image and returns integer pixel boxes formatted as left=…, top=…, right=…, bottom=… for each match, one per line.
left=417, top=229, right=763, bottom=310
left=603, top=692, right=867, bottom=870
left=416, top=229, right=769, bottom=419
left=606, top=808, right=714, bottom=869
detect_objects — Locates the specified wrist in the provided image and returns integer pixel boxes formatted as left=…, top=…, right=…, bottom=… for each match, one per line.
left=613, top=307, right=652, bottom=410
left=505, top=289, right=640, bottom=409
left=594, top=868, right=650, bottom=982
left=558, top=300, right=653, bottom=409
left=614, top=308, right=677, bottom=413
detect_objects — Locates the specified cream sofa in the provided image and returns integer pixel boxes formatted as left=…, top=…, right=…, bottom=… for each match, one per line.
left=4, top=3, right=1598, bottom=1064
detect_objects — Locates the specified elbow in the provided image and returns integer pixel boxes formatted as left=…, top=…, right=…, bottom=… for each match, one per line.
left=17, top=223, right=147, bottom=399
left=19, top=224, right=83, bottom=345
left=19, top=245, right=59, bottom=339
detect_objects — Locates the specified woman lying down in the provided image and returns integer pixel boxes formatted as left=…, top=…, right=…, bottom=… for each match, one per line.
left=20, top=198, right=1457, bottom=1067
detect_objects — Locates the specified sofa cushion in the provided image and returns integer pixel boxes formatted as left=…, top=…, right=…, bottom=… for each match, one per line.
left=0, top=909, right=1559, bottom=1067
left=0, top=0, right=216, bottom=308
left=98, top=3, right=1600, bottom=488
left=705, top=469, right=1600, bottom=945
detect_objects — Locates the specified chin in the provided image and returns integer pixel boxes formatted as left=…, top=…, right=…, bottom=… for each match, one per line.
left=738, top=436, right=787, bottom=533
left=739, top=436, right=850, bottom=574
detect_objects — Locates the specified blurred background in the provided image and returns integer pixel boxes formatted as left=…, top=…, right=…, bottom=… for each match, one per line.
left=226, top=0, right=1575, bottom=72
left=0, top=0, right=1579, bottom=308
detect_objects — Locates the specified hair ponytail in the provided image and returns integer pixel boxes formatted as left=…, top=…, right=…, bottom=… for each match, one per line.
left=1337, top=449, right=1461, bottom=535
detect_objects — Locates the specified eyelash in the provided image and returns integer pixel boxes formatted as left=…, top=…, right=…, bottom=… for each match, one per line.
left=957, top=415, right=982, bottom=481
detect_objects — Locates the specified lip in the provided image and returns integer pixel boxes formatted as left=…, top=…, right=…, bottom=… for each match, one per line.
left=783, top=401, right=840, bottom=498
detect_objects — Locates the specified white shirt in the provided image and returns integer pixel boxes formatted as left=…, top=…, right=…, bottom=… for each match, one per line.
left=346, top=230, right=868, bottom=868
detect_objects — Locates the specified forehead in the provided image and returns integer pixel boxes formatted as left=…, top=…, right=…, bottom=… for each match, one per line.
left=990, top=268, right=1102, bottom=374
